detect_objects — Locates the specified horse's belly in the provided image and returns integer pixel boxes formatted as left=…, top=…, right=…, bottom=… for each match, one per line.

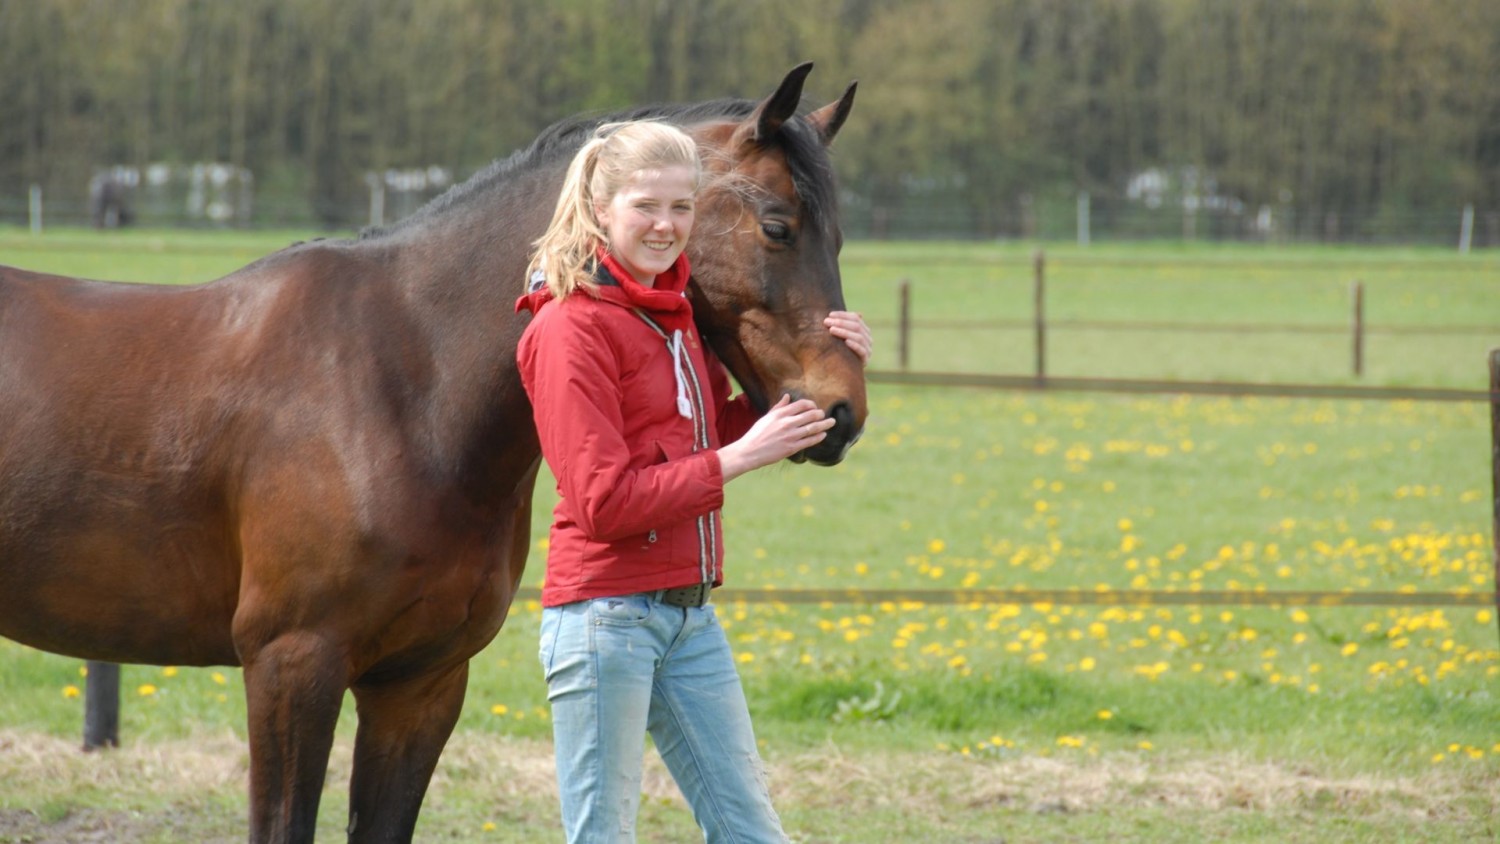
left=0, top=518, right=241, bottom=666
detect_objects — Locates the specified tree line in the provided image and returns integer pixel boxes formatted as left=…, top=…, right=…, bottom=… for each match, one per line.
left=1, top=0, right=1496, bottom=241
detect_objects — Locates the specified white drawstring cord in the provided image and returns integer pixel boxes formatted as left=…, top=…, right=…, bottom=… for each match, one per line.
left=670, top=329, right=693, bottom=419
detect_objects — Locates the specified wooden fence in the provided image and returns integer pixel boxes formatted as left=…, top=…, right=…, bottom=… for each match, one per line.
left=77, top=345, right=1500, bottom=750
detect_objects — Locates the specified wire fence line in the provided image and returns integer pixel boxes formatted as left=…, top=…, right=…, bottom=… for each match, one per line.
left=511, top=587, right=1495, bottom=609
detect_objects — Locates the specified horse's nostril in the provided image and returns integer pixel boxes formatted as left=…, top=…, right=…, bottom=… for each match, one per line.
left=829, top=401, right=855, bottom=436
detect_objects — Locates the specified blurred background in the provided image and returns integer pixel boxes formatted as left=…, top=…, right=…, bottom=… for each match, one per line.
left=1, top=0, right=1496, bottom=244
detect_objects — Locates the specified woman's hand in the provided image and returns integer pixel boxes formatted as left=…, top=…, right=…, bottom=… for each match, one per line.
left=825, top=310, right=872, bottom=367
left=717, top=395, right=835, bottom=482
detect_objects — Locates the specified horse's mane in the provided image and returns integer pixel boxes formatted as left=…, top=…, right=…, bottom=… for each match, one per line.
left=365, top=97, right=836, bottom=239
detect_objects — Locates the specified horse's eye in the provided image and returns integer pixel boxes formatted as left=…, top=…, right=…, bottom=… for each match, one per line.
left=761, top=221, right=791, bottom=242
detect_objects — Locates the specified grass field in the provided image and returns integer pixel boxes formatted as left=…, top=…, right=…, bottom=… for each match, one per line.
left=0, top=229, right=1497, bottom=842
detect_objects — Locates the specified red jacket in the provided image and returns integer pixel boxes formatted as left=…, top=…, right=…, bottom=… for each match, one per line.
left=515, top=252, right=759, bottom=607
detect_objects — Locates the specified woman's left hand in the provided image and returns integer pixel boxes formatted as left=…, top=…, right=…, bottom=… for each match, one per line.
left=825, top=311, right=872, bottom=367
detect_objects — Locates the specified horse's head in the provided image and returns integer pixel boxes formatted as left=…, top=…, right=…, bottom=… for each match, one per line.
left=685, top=63, right=865, bottom=466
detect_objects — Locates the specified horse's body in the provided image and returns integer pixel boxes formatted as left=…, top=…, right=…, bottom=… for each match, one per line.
left=0, top=64, right=862, bottom=843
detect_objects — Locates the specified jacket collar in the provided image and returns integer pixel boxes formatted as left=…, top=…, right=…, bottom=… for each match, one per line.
left=515, top=250, right=694, bottom=334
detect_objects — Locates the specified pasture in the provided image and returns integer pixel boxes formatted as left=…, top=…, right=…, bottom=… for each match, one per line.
left=1, top=229, right=1497, bottom=842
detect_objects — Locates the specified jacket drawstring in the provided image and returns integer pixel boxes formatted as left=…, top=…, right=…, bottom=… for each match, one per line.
left=670, top=329, right=693, bottom=420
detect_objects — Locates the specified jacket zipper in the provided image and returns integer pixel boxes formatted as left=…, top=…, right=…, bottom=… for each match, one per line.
left=634, top=310, right=718, bottom=583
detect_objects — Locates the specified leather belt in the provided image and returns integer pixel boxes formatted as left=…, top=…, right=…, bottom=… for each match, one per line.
left=647, top=583, right=712, bottom=608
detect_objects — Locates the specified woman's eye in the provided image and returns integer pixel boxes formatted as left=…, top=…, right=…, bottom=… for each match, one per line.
left=761, top=221, right=790, bottom=241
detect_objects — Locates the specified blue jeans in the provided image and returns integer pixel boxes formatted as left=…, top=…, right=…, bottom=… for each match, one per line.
left=539, top=596, right=787, bottom=843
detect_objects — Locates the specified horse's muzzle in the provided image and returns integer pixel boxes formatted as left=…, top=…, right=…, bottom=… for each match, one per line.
left=795, top=400, right=862, bottom=466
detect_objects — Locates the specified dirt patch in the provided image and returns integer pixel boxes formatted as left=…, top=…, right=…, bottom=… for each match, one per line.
left=0, top=808, right=141, bottom=844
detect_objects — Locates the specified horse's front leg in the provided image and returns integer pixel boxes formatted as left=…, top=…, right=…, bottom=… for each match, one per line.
left=345, top=660, right=469, bottom=843
left=240, top=629, right=350, bottom=844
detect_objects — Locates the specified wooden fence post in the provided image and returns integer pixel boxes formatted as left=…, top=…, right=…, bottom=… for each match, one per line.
left=1033, top=249, right=1046, bottom=383
left=1490, top=349, right=1499, bottom=643
left=1351, top=280, right=1364, bottom=378
left=897, top=278, right=910, bottom=371
left=82, top=661, right=120, bottom=751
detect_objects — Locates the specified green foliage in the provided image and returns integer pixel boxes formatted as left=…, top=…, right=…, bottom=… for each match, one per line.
left=832, top=680, right=903, bottom=724
left=1, top=1, right=1497, bottom=238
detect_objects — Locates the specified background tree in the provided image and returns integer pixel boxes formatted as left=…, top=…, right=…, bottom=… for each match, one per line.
left=0, top=0, right=1494, bottom=241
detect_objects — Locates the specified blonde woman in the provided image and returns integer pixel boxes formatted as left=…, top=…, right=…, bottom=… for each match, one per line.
left=516, top=120, right=869, bottom=842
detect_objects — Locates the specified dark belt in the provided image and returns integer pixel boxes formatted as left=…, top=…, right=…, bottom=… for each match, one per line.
left=646, top=583, right=713, bottom=608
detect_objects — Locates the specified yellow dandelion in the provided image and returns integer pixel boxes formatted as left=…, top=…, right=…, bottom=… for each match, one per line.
left=1097, top=710, right=1113, bottom=720
left=491, top=704, right=508, bottom=716
left=928, top=539, right=946, bottom=554
left=1340, top=643, right=1359, bottom=657
left=62, top=685, right=81, bottom=699
left=137, top=684, right=158, bottom=697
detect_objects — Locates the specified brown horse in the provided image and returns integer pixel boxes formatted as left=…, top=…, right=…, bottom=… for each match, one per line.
left=0, top=64, right=863, bottom=843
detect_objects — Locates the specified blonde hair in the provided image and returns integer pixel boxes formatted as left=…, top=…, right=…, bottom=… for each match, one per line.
left=526, top=121, right=702, bottom=298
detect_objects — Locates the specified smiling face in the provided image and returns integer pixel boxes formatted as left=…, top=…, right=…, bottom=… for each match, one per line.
left=595, top=165, right=697, bottom=285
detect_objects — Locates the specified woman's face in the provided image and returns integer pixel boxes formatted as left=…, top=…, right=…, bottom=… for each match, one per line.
left=596, top=165, right=697, bottom=285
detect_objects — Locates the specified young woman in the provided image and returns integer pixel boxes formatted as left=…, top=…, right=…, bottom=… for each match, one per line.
left=515, top=120, right=870, bottom=842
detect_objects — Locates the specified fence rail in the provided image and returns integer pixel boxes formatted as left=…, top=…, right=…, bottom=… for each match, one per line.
left=867, top=369, right=1495, bottom=403
left=869, top=317, right=1496, bottom=337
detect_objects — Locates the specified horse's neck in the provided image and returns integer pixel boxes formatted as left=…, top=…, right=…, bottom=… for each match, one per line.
left=376, top=193, right=551, bottom=501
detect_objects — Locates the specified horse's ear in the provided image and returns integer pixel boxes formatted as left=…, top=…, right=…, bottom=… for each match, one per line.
left=734, top=62, right=814, bottom=148
left=805, top=80, right=857, bottom=146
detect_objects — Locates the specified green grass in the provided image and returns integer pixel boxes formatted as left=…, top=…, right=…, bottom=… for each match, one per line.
left=1, top=230, right=1497, bottom=842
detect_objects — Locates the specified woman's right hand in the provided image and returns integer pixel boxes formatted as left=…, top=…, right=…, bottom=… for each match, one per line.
left=717, top=395, right=835, bottom=482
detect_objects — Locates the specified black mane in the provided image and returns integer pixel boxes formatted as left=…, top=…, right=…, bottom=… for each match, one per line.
left=366, top=97, right=836, bottom=238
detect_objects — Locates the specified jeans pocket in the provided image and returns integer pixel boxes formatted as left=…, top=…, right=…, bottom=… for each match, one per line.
left=589, top=594, right=654, bottom=627
left=538, top=606, right=561, bottom=673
